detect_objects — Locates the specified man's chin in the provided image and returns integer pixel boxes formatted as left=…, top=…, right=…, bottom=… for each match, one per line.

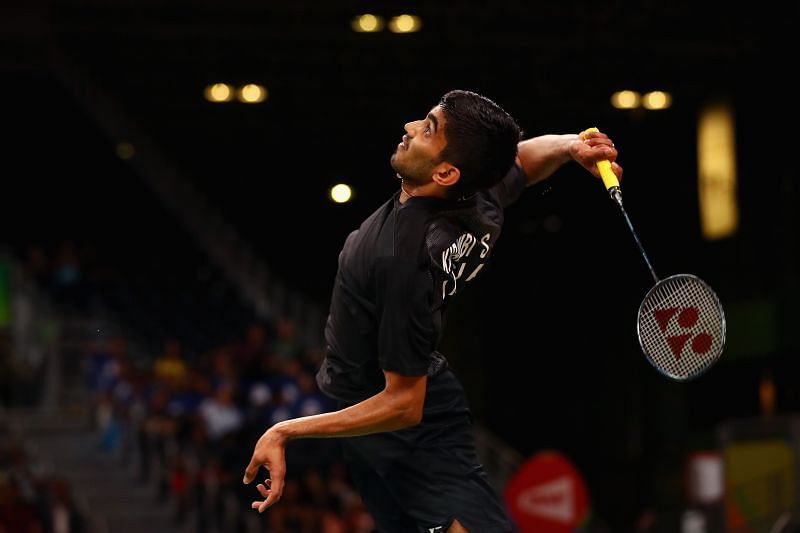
left=389, top=155, right=401, bottom=174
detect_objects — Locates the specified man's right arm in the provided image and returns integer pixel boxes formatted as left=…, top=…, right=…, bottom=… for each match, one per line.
left=489, top=130, right=622, bottom=209
left=516, top=130, right=621, bottom=188
left=516, top=134, right=579, bottom=188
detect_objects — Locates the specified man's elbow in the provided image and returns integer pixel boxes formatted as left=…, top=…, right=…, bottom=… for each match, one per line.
left=400, top=403, right=423, bottom=427
left=390, top=392, right=424, bottom=427
left=382, top=372, right=427, bottom=428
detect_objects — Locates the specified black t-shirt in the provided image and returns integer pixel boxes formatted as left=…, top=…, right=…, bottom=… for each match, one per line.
left=315, top=163, right=528, bottom=403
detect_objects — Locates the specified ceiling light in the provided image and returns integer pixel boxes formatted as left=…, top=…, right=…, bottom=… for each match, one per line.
left=643, top=91, right=673, bottom=110
left=610, top=90, right=641, bottom=109
left=388, top=14, right=421, bottom=33
left=205, top=83, right=234, bottom=103
left=352, top=14, right=384, bottom=33
left=238, top=84, right=268, bottom=104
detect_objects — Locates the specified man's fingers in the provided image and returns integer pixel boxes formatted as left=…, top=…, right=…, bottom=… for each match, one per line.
left=250, top=477, right=282, bottom=513
left=259, top=494, right=277, bottom=513
left=581, top=136, right=616, bottom=159
left=612, top=162, right=623, bottom=181
left=258, top=477, right=284, bottom=513
left=242, top=458, right=260, bottom=484
left=252, top=497, right=276, bottom=513
left=267, top=476, right=284, bottom=503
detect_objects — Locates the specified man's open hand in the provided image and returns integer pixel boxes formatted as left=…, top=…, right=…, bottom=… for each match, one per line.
left=242, top=426, right=287, bottom=513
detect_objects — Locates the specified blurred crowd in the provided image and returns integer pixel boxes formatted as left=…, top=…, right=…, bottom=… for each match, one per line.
left=0, top=425, right=87, bottom=533
left=85, top=320, right=375, bottom=532
left=5, top=239, right=378, bottom=532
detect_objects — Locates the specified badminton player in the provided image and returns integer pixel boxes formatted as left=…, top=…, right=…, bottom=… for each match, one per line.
left=243, top=89, right=621, bottom=532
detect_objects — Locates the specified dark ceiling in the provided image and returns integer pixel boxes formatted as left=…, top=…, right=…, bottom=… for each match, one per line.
left=2, top=0, right=793, bottom=304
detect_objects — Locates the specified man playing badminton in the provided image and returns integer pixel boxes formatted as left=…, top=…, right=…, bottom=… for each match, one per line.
left=243, top=90, right=621, bottom=532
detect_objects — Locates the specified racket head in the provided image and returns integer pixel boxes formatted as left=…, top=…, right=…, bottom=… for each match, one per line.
left=637, top=274, right=726, bottom=381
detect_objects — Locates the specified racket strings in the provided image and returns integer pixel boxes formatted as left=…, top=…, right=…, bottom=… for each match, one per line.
left=638, top=275, right=724, bottom=380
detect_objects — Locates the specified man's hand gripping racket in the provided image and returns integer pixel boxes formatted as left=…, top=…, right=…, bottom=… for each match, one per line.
left=580, top=127, right=726, bottom=381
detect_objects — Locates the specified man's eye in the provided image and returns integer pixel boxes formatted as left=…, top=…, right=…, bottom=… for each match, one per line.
left=424, top=126, right=431, bottom=135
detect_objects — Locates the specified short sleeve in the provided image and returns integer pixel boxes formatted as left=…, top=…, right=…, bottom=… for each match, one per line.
left=487, top=163, right=527, bottom=208
left=374, top=256, right=435, bottom=376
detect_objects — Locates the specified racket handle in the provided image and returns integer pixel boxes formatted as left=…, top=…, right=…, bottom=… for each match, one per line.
left=583, top=127, right=622, bottom=206
left=582, top=127, right=619, bottom=190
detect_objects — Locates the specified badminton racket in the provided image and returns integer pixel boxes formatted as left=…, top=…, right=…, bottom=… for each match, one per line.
left=584, top=127, right=726, bottom=381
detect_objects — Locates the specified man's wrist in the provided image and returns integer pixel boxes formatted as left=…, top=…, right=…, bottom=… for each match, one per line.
left=270, top=420, right=293, bottom=442
left=563, top=134, right=581, bottom=165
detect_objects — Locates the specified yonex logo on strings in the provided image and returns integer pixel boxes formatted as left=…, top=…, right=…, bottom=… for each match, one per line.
left=652, top=307, right=713, bottom=359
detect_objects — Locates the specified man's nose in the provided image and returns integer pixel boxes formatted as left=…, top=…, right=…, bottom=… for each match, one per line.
left=404, top=120, right=419, bottom=136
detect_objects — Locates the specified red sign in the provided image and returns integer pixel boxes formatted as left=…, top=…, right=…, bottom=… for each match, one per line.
left=504, top=451, right=590, bottom=533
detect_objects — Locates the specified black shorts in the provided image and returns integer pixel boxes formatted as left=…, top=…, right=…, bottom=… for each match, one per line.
left=340, top=369, right=514, bottom=533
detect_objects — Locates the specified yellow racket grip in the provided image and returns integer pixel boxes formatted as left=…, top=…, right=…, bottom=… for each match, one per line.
left=582, top=127, right=619, bottom=191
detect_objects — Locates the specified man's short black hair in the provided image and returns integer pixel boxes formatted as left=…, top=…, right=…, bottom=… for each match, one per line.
left=438, top=90, right=522, bottom=199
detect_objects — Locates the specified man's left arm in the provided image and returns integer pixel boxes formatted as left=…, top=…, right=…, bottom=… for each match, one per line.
left=242, top=369, right=427, bottom=512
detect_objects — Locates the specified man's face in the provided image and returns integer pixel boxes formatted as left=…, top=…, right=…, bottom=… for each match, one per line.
left=390, top=105, right=448, bottom=185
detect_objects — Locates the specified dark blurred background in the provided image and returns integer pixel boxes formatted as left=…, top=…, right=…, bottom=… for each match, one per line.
left=1, top=1, right=797, bottom=532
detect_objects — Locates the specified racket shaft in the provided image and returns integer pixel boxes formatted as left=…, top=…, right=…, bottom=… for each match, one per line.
left=619, top=206, right=659, bottom=284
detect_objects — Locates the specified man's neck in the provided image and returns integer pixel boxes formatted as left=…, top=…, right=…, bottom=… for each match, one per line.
left=398, top=177, right=445, bottom=204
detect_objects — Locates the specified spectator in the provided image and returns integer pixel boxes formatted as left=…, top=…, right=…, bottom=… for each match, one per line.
left=199, top=381, right=243, bottom=442
left=153, top=339, right=188, bottom=389
left=266, top=477, right=317, bottom=532
left=272, top=317, right=303, bottom=361
left=208, top=345, right=237, bottom=390
left=50, top=240, right=86, bottom=311
left=86, top=336, right=128, bottom=448
left=0, top=478, right=42, bottom=533
left=41, top=477, right=86, bottom=533
left=295, top=368, right=333, bottom=418
left=169, top=455, right=190, bottom=525
left=233, top=323, right=270, bottom=379
left=139, top=385, right=177, bottom=488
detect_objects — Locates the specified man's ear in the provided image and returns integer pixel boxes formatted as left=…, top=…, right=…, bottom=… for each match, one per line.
left=431, top=164, right=460, bottom=188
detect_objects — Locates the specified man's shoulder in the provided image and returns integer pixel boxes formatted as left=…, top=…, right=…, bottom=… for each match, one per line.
left=425, top=204, right=500, bottom=266
left=359, top=194, right=397, bottom=231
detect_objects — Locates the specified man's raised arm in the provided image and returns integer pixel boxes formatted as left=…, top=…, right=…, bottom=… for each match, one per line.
left=516, top=130, right=622, bottom=188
